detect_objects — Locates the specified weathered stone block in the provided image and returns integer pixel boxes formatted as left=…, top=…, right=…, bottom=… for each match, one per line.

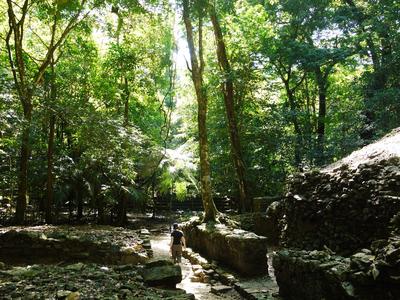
left=139, top=260, right=182, bottom=287
left=273, top=249, right=353, bottom=300
left=182, top=222, right=268, bottom=276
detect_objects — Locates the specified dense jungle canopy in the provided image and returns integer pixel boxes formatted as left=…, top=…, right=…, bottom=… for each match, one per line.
left=0, top=0, right=399, bottom=224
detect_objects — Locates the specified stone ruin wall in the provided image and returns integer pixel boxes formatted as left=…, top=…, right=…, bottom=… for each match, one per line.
left=182, top=221, right=268, bottom=276
left=270, top=129, right=400, bottom=300
left=280, top=157, right=400, bottom=254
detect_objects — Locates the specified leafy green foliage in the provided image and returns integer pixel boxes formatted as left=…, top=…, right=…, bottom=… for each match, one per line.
left=0, top=0, right=399, bottom=221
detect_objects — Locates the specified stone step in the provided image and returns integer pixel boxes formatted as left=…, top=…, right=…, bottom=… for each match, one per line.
left=211, top=285, right=232, bottom=294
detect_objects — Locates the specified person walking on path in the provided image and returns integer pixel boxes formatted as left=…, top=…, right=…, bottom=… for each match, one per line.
left=170, top=223, right=186, bottom=264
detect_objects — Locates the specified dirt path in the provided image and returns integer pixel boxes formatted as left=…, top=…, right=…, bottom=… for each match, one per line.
left=149, top=229, right=244, bottom=300
left=130, top=214, right=280, bottom=299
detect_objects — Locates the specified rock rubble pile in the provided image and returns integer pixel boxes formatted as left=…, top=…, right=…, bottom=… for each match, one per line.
left=271, top=128, right=400, bottom=299
left=0, top=262, right=193, bottom=299
left=279, top=157, right=400, bottom=254
left=273, top=237, right=400, bottom=300
left=0, top=225, right=149, bottom=265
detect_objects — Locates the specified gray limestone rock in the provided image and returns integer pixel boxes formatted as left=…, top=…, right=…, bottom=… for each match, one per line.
left=139, top=260, right=182, bottom=287
left=211, top=285, right=232, bottom=294
left=182, top=222, right=268, bottom=276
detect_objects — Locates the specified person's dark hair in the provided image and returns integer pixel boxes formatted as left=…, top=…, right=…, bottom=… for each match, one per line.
left=173, top=223, right=178, bottom=229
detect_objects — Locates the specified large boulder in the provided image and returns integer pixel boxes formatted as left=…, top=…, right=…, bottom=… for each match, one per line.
left=182, top=221, right=268, bottom=276
left=139, top=260, right=182, bottom=287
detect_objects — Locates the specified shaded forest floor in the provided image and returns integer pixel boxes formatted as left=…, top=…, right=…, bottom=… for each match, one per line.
left=0, top=213, right=185, bottom=299
left=0, top=212, right=279, bottom=299
left=0, top=262, right=192, bottom=299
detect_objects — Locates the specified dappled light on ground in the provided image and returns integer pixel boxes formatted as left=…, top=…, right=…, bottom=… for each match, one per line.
left=150, top=234, right=213, bottom=299
left=150, top=232, right=243, bottom=300
left=150, top=234, right=171, bottom=260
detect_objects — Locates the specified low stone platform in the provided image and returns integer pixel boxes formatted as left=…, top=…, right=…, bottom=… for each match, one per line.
left=182, top=220, right=268, bottom=276
left=0, top=225, right=149, bottom=265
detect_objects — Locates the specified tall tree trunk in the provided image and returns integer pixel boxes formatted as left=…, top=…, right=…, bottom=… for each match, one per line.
left=197, top=88, right=217, bottom=221
left=117, top=187, right=128, bottom=226
left=304, top=76, right=314, bottom=159
left=123, top=77, right=130, bottom=126
left=6, top=0, right=88, bottom=224
left=45, top=61, right=56, bottom=224
left=315, top=67, right=327, bottom=166
left=116, top=76, right=131, bottom=223
left=93, top=183, right=105, bottom=223
left=16, top=99, right=32, bottom=224
left=182, top=0, right=218, bottom=222
left=208, top=3, right=251, bottom=212
left=283, top=81, right=303, bottom=168
left=76, top=184, right=83, bottom=221
left=7, top=0, right=32, bottom=224
left=275, top=61, right=305, bottom=169
left=45, top=115, right=55, bottom=223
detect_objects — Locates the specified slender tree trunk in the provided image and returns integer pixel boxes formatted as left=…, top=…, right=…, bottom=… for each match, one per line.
left=197, top=89, right=217, bottom=221
left=123, top=77, right=130, bottom=126
left=208, top=3, right=251, bottom=212
left=94, top=183, right=105, bottom=224
left=117, top=188, right=128, bottom=225
left=315, top=67, right=327, bottom=166
left=16, top=96, right=32, bottom=224
left=7, top=0, right=32, bottom=223
left=283, top=82, right=302, bottom=168
left=6, top=0, right=87, bottom=224
left=117, top=76, right=131, bottom=223
left=182, top=0, right=217, bottom=222
left=76, top=184, right=83, bottom=221
left=45, top=115, right=55, bottom=223
left=45, top=61, right=56, bottom=224
left=316, top=92, right=326, bottom=165
left=288, top=93, right=303, bottom=169
left=304, top=76, right=313, bottom=159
